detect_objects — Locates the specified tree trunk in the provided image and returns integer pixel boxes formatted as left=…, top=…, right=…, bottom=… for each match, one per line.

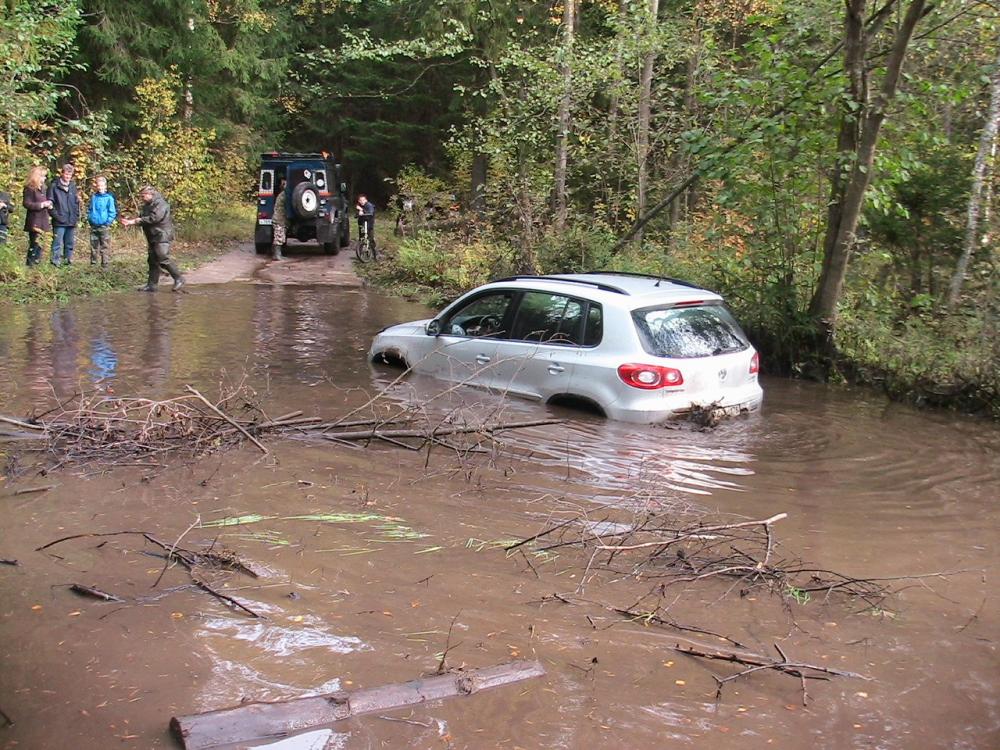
left=809, top=0, right=927, bottom=336
left=947, top=43, right=1000, bottom=309
left=517, top=144, right=538, bottom=273
left=553, top=0, right=576, bottom=232
left=471, top=152, right=488, bottom=217
left=605, top=1, right=625, bottom=227
left=635, top=0, right=660, bottom=244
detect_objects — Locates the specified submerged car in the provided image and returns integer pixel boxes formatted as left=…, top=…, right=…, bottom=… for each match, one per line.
left=369, top=272, right=762, bottom=423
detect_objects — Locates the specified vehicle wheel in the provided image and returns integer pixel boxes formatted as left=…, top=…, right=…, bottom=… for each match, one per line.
left=255, top=242, right=271, bottom=255
left=323, top=241, right=339, bottom=255
left=292, top=182, right=319, bottom=219
left=339, top=221, right=350, bottom=248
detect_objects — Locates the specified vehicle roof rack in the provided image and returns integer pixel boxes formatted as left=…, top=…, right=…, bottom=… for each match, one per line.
left=492, top=275, right=629, bottom=295
left=259, top=152, right=333, bottom=160
left=581, top=270, right=707, bottom=291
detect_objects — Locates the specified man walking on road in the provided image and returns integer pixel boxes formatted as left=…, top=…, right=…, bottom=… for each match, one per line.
left=121, top=185, right=185, bottom=292
left=47, top=163, right=81, bottom=266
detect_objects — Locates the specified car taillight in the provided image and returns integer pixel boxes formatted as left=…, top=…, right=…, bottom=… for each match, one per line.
left=258, top=211, right=271, bottom=219
left=749, top=352, right=759, bottom=374
left=617, top=363, right=684, bottom=390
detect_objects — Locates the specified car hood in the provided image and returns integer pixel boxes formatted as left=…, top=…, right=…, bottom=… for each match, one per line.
left=375, top=318, right=434, bottom=338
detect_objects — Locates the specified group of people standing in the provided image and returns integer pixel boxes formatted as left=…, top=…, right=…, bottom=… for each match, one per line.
left=0, top=164, right=184, bottom=292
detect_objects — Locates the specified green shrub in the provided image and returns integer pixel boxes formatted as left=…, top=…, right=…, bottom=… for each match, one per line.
left=535, top=225, right=616, bottom=274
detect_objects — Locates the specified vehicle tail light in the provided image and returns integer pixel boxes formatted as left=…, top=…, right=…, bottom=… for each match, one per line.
left=258, top=211, right=271, bottom=219
left=617, top=363, right=684, bottom=390
left=749, top=352, right=759, bottom=374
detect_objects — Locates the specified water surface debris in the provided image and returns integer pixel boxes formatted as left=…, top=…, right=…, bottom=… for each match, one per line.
left=170, top=660, right=545, bottom=750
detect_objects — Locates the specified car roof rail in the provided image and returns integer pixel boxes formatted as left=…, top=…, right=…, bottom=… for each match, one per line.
left=580, top=270, right=707, bottom=290
left=492, top=275, right=629, bottom=295
left=259, top=152, right=332, bottom=160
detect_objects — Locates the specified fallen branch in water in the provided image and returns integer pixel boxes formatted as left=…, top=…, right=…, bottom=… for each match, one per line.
left=0, top=415, right=45, bottom=431
left=70, top=583, right=125, bottom=603
left=2, top=380, right=560, bottom=475
left=672, top=640, right=868, bottom=705
left=38, top=530, right=263, bottom=618
left=538, top=592, right=865, bottom=704
left=9, top=484, right=57, bottom=497
left=170, top=660, right=546, bottom=750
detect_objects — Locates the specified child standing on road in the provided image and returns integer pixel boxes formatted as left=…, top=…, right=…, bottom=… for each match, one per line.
left=87, top=175, right=117, bottom=267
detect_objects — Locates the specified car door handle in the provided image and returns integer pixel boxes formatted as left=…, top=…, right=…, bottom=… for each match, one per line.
left=548, top=364, right=565, bottom=374
left=475, top=354, right=491, bottom=364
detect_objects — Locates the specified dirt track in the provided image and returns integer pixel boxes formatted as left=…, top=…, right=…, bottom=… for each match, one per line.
left=185, top=241, right=363, bottom=288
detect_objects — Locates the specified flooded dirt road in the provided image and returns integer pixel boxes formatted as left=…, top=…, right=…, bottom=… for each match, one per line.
left=0, top=282, right=997, bottom=749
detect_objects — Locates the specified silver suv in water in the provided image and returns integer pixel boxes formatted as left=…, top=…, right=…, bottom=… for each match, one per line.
left=369, top=272, right=763, bottom=422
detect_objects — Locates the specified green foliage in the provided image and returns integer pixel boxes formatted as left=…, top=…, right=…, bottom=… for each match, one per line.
left=390, top=230, right=512, bottom=302
left=75, top=0, right=294, bottom=132
left=837, top=289, right=1000, bottom=418
left=0, top=0, right=83, bottom=182
left=534, top=226, right=616, bottom=274
left=119, top=70, right=225, bottom=220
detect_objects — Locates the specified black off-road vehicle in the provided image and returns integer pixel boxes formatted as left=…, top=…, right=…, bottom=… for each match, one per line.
left=255, top=152, right=350, bottom=255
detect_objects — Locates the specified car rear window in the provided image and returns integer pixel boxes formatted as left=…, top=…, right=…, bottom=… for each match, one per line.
left=632, top=304, right=749, bottom=358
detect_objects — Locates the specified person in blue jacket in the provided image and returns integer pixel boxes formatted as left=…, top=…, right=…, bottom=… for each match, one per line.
left=87, top=175, right=117, bottom=267
left=46, top=163, right=81, bottom=266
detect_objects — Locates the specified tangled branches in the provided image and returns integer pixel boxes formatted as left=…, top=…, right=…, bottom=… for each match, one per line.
left=1, top=380, right=560, bottom=475
left=524, top=509, right=893, bottom=611
left=509, top=507, right=927, bottom=703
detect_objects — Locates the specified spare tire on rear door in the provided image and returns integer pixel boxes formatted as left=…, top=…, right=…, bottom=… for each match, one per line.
left=292, top=182, right=319, bottom=218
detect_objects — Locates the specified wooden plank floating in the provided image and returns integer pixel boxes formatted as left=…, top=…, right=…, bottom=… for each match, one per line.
left=170, top=660, right=545, bottom=750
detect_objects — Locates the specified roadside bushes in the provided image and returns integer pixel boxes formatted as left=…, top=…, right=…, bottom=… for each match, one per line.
left=838, top=303, right=1000, bottom=418
left=389, top=231, right=512, bottom=304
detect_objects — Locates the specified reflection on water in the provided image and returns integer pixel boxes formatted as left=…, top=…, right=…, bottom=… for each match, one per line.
left=249, top=729, right=349, bottom=750
left=199, top=608, right=368, bottom=706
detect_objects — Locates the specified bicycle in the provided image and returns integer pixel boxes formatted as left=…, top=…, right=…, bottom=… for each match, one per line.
left=355, top=219, right=376, bottom=262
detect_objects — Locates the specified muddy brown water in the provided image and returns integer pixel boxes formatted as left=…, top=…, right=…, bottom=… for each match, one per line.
left=0, top=284, right=997, bottom=750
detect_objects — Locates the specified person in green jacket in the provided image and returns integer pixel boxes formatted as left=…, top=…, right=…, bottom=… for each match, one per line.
left=121, top=185, right=185, bottom=292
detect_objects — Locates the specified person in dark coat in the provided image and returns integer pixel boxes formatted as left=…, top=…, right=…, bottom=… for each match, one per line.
left=121, top=185, right=185, bottom=292
left=22, top=166, right=53, bottom=267
left=0, top=188, right=14, bottom=246
left=46, top=163, right=81, bottom=265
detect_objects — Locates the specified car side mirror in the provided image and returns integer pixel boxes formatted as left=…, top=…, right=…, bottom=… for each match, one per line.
left=425, top=320, right=441, bottom=336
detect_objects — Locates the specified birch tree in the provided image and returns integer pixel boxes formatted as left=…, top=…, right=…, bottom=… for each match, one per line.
left=947, top=43, right=1000, bottom=309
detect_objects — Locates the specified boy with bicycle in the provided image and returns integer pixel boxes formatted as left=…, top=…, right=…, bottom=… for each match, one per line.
left=356, top=194, right=375, bottom=257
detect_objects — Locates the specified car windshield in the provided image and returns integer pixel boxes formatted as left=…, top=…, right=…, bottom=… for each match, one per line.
left=632, top=304, right=749, bottom=358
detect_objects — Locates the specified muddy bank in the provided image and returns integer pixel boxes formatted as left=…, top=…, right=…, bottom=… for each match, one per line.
left=0, top=285, right=998, bottom=749
left=185, top=242, right=363, bottom=288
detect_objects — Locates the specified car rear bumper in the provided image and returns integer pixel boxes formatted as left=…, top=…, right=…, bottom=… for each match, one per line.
left=604, top=382, right=763, bottom=424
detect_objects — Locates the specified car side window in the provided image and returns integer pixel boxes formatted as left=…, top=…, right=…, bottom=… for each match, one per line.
left=445, top=292, right=514, bottom=338
left=583, top=303, right=603, bottom=346
left=510, top=292, right=587, bottom=345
